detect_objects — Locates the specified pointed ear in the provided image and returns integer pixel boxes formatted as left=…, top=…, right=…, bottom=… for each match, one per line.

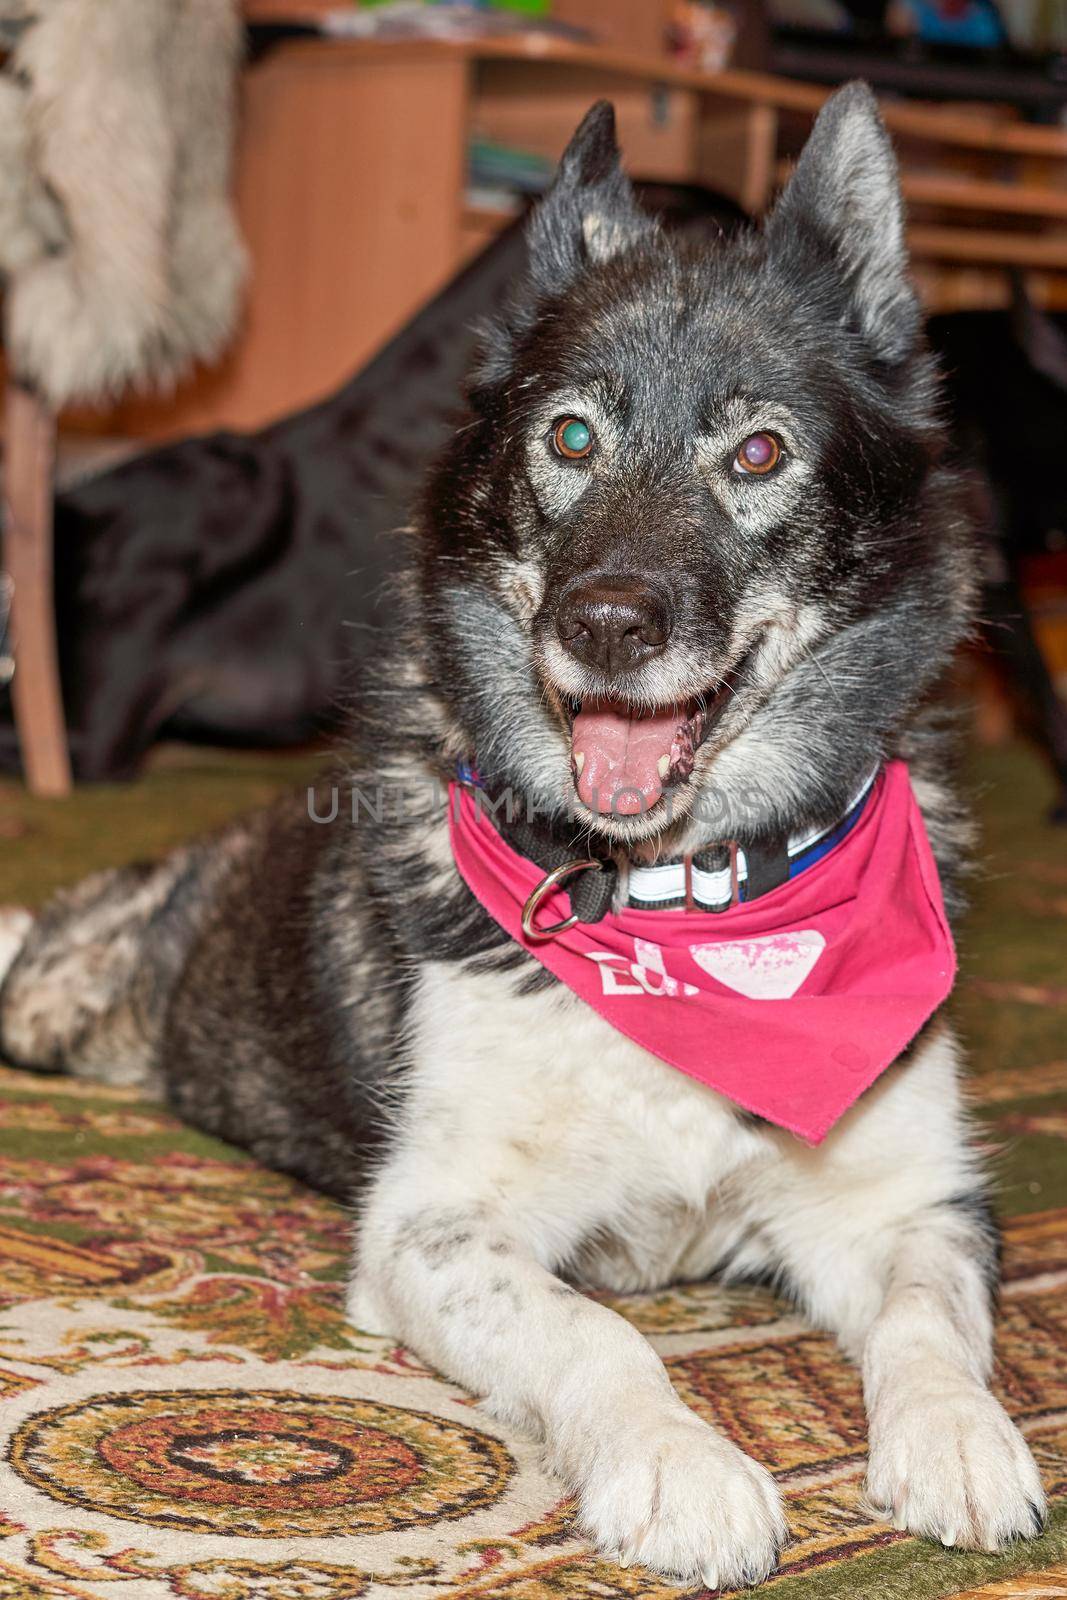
left=526, top=101, right=654, bottom=291
left=767, top=81, right=919, bottom=364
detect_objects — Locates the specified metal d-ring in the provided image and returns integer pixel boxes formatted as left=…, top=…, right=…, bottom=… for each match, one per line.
left=521, top=858, right=604, bottom=944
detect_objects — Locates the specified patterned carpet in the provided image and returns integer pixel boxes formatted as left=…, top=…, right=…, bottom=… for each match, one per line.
left=0, top=741, right=1064, bottom=1600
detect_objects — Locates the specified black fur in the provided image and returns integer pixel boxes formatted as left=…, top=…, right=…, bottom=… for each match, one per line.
left=943, top=1187, right=1004, bottom=1309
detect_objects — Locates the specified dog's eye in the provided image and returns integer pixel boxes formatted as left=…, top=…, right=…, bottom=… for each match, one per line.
left=552, top=417, right=594, bottom=460
left=733, top=433, right=782, bottom=476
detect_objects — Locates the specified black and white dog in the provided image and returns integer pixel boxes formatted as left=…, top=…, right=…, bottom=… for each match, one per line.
left=0, top=85, right=1046, bottom=1588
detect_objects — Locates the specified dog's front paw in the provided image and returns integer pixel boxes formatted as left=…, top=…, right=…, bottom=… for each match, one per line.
left=574, top=1404, right=787, bottom=1587
left=866, top=1373, right=1046, bottom=1551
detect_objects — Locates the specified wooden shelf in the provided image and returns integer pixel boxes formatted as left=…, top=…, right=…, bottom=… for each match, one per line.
left=462, top=202, right=522, bottom=227
left=908, top=224, right=1067, bottom=270
left=243, top=22, right=1067, bottom=157
left=901, top=173, right=1067, bottom=221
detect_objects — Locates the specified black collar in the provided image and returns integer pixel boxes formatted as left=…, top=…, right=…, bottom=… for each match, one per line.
left=464, top=766, right=878, bottom=922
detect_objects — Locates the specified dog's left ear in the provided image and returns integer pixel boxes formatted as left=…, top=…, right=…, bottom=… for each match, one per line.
left=526, top=101, right=654, bottom=291
left=767, top=81, right=919, bottom=364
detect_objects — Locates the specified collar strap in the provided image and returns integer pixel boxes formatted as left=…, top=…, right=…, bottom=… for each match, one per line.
left=467, top=765, right=879, bottom=925
left=625, top=767, right=879, bottom=913
left=496, top=809, right=617, bottom=923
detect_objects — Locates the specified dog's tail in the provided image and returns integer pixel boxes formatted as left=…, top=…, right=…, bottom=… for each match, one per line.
left=0, top=846, right=215, bottom=1094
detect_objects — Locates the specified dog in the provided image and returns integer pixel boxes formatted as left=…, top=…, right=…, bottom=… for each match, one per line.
left=0, top=84, right=1046, bottom=1588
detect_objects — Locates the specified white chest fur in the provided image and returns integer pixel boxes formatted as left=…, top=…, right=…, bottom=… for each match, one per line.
left=396, top=959, right=775, bottom=1293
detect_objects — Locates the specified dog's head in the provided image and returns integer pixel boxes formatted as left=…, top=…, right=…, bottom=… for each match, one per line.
left=420, top=83, right=973, bottom=848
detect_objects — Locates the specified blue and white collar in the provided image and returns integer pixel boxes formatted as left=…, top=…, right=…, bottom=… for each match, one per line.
left=623, top=767, right=880, bottom=913
left=458, top=760, right=881, bottom=921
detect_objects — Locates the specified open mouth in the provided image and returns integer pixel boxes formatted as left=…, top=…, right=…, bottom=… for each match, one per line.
left=565, top=684, right=733, bottom=817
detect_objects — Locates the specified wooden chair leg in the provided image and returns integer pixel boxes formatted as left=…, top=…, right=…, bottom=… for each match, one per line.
left=2, top=381, right=71, bottom=797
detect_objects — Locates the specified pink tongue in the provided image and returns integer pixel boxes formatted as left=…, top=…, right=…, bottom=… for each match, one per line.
left=572, top=699, right=685, bottom=816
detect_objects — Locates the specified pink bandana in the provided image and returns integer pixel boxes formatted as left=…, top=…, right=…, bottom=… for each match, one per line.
left=447, top=761, right=955, bottom=1142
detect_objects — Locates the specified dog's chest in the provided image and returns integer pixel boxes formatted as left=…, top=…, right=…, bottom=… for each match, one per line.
left=407, top=960, right=769, bottom=1291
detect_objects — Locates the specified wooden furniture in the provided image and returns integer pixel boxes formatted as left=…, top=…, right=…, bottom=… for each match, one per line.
left=2, top=383, right=68, bottom=796
left=90, top=21, right=1067, bottom=446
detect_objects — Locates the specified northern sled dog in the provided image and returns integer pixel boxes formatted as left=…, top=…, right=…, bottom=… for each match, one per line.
left=0, top=85, right=1046, bottom=1588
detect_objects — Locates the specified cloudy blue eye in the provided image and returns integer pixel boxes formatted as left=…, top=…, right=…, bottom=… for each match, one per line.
left=553, top=417, right=593, bottom=459
left=734, top=432, right=782, bottom=476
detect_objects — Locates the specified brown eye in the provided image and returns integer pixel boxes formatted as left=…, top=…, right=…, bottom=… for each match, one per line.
left=553, top=417, right=593, bottom=459
left=734, top=432, right=782, bottom=476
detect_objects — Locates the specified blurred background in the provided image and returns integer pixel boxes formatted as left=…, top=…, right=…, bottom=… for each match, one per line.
left=0, top=0, right=1065, bottom=832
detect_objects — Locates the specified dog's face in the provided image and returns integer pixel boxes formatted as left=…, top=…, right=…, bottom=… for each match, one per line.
left=421, top=85, right=972, bottom=847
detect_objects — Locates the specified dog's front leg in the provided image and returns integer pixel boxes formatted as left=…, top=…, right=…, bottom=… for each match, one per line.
left=859, top=1207, right=1045, bottom=1549
left=351, top=1185, right=785, bottom=1585
left=765, top=1033, right=1046, bottom=1551
left=347, top=967, right=785, bottom=1587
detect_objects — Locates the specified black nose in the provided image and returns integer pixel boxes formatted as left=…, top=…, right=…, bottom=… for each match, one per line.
left=556, top=574, right=673, bottom=677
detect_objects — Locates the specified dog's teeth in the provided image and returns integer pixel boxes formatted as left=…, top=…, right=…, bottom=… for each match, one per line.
left=657, top=755, right=670, bottom=780
left=574, top=751, right=585, bottom=776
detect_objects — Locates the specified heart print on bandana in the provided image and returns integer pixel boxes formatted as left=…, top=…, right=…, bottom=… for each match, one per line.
left=688, top=930, right=826, bottom=1000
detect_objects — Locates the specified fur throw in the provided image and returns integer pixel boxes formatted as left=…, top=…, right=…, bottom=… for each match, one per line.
left=0, top=0, right=246, bottom=407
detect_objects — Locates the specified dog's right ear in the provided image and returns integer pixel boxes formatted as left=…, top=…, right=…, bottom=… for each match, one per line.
left=526, top=102, right=653, bottom=293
